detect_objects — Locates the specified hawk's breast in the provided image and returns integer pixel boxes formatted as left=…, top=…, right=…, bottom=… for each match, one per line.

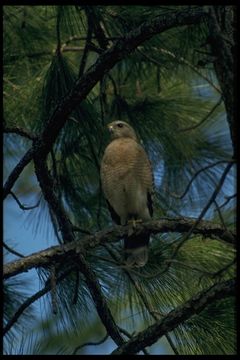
left=100, top=138, right=152, bottom=223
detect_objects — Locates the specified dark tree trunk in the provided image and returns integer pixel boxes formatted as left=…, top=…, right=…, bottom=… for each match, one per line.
left=207, top=6, right=236, bottom=158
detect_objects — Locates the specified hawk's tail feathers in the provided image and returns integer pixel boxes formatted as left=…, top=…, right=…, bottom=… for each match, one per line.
left=124, top=246, right=148, bottom=267
left=124, top=233, right=150, bottom=267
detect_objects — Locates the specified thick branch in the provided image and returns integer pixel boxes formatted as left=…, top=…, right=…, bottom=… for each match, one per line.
left=4, top=217, right=235, bottom=280
left=206, top=6, right=236, bottom=157
left=33, top=158, right=74, bottom=243
left=111, top=278, right=235, bottom=354
left=33, top=157, right=124, bottom=346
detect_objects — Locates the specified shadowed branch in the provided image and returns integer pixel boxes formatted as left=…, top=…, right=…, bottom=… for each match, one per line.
left=111, top=278, right=235, bottom=354
left=4, top=216, right=235, bottom=280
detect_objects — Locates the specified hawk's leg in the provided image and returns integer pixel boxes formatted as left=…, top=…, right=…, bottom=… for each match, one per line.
left=127, top=217, right=142, bottom=236
left=127, top=218, right=143, bottom=228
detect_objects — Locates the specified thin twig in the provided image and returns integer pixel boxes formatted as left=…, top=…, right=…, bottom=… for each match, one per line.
left=168, top=159, right=234, bottom=199
left=72, top=270, right=79, bottom=305
left=156, top=162, right=234, bottom=278
left=3, top=267, right=74, bottom=336
left=72, top=333, right=109, bottom=355
left=50, top=264, right=57, bottom=315
left=213, top=200, right=228, bottom=232
left=96, top=180, right=103, bottom=231
left=62, top=35, right=121, bottom=47
left=49, top=207, right=63, bottom=244
left=56, top=7, right=62, bottom=54
left=10, top=191, right=41, bottom=211
left=107, top=73, right=118, bottom=97
left=72, top=226, right=92, bottom=235
left=164, top=259, right=235, bottom=278
left=90, top=253, right=119, bottom=266
left=78, top=12, right=93, bottom=77
left=137, top=47, right=221, bottom=94
left=4, top=126, right=37, bottom=140
left=121, top=256, right=221, bottom=280
left=198, top=258, right=236, bottom=286
left=179, top=97, right=222, bottom=132
left=172, top=162, right=233, bottom=257
left=3, top=148, right=34, bottom=200
left=86, top=7, right=109, bottom=51
left=50, top=149, right=61, bottom=201
left=3, top=242, right=25, bottom=258
left=211, top=258, right=236, bottom=279
left=218, top=193, right=236, bottom=210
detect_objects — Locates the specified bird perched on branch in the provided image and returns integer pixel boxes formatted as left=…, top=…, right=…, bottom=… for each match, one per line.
left=100, top=120, right=154, bottom=267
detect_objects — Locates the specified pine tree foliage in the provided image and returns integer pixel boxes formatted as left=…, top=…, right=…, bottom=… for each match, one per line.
left=3, top=5, right=236, bottom=355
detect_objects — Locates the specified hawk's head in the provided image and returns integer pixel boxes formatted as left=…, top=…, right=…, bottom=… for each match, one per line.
left=107, top=121, right=137, bottom=141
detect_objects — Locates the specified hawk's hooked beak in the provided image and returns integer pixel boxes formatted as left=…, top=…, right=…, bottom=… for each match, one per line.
left=108, top=125, right=114, bottom=133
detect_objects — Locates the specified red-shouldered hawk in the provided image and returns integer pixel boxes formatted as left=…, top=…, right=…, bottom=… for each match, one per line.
left=100, top=121, right=154, bottom=267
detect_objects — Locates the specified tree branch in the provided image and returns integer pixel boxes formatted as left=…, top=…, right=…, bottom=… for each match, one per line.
left=3, top=242, right=25, bottom=258
left=111, top=278, right=235, bottom=354
left=213, top=199, right=228, bottom=232
left=4, top=217, right=235, bottom=280
left=168, top=159, right=234, bottom=199
left=4, top=126, right=37, bottom=140
left=137, top=47, right=221, bottom=94
left=78, top=10, right=93, bottom=77
left=179, top=96, right=222, bottom=132
left=3, top=266, right=74, bottom=336
left=174, top=162, right=233, bottom=253
left=206, top=6, right=236, bottom=157
left=72, top=333, right=109, bottom=355
left=104, top=245, right=179, bottom=354
left=76, top=255, right=124, bottom=346
left=10, top=191, right=40, bottom=211
left=33, top=157, right=124, bottom=347
left=218, top=193, right=236, bottom=210
left=3, top=148, right=34, bottom=200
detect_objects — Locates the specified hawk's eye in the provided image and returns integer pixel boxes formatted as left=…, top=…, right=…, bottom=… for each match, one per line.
left=117, top=123, right=124, bottom=128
